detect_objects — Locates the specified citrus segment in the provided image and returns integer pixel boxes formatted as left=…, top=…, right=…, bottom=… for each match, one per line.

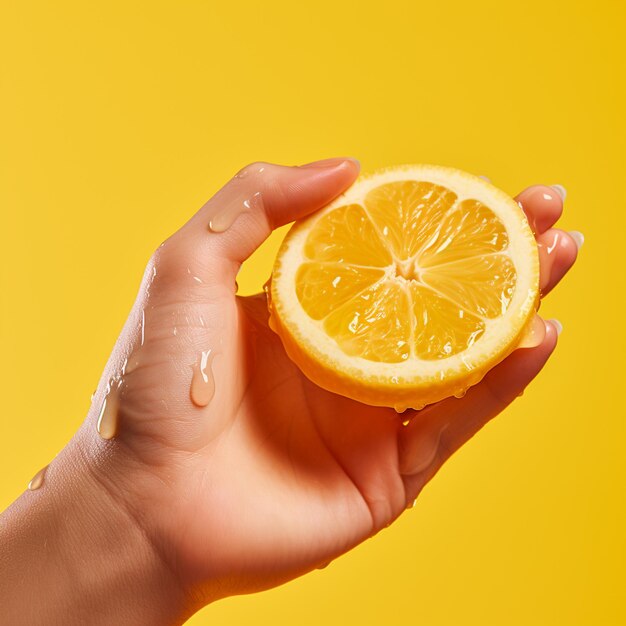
left=408, top=282, right=485, bottom=360
left=304, top=203, right=392, bottom=266
left=419, top=200, right=509, bottom=267
left=323, top=280, right=411, bottom=363
left=421, top=254, right=517, bottom=318
left=364, top=181, right=457, bottom=258
left=296, top=263, right=385, bottom=320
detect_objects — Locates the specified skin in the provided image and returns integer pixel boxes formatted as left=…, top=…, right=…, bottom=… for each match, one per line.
left=0, top=158, right=579, bottom=625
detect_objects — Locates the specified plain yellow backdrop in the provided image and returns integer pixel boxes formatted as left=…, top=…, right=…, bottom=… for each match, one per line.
left=1, top=1, right=624, bottom=624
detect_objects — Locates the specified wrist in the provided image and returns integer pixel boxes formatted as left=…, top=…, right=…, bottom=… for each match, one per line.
left=0, top=431, right=190, bottom=626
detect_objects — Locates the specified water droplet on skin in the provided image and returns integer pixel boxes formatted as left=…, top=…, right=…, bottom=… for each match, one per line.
left=537, top=231, right=563, bottom=291
left=186, top=268, right=203, bottom=284
left=317, top=561, right=332, bottom=570
left=207, top=192, right=261, bottom=233
left=140, top=310, right=146, bottom=346
left=517, top=314, right=546, bottom=349
left=406, top=498, right=418, bottom=510
left=402, top=419, right=410, bottom=427
left=97, top=383, right=121, bottom=439
left=125, top=354, right=140, bottom=373
left=190, top=350, right=216, bottom=407
left=173, top=327, right=178, bottom=336
left=28, top=465, right=48, bottom=490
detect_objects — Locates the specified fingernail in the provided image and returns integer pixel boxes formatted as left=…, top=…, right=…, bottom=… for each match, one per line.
left=300, top=157, right=360, bottom=169
left=548, top=319, right=563, bottom=335
left=568, top=230, right=584, bottom=250
left=550, top=184, right=567, bottom=201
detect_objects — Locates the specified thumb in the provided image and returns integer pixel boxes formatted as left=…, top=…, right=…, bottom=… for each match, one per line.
left=160, top=158, right=360, bottom=288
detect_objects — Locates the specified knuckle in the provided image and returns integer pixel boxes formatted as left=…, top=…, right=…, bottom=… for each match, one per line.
left=236, top=161, right=272, bottom=184
left=146, top=240, right=188, bottom=288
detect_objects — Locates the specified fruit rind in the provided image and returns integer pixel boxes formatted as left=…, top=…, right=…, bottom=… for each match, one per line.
left=269, top=164, right=540, bottom=409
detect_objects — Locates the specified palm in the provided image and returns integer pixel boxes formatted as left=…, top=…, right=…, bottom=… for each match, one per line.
left=117, top=291, right=404, bottom=595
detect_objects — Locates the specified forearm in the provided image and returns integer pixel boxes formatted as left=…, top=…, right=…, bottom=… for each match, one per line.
left=0, top=434, right=188, bottom=626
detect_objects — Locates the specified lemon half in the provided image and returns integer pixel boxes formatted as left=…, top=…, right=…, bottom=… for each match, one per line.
left=269, top=165, right=539, bottom=411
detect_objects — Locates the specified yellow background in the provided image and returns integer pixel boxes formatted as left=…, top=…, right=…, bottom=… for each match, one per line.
left=1, top=1, right=624, bottom=624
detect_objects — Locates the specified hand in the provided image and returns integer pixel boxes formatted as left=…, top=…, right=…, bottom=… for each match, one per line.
left=0, top=159, right=579, bottom=624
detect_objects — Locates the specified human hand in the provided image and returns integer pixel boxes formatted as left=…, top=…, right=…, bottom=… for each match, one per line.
left=0, top=159, right=579, bottom=625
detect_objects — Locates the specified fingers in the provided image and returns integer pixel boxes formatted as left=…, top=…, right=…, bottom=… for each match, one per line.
left=515, top=185, right=564, bottom=235
left=397, top=182, right=576, bottom=503
left=398, top=320, right=559, bottom=500
left=513, top=184, right=582, bottom=296
left=158, top=159, right=360, bottom=288
left=536, top=228, right=579, bottom=295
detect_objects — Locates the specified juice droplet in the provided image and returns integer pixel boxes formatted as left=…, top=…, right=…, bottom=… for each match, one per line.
left=28, top=465, right=48, bottom=491
left=208, top=192, right=261, bottom=233
left=190, top=350, right=216, bottom=407
left=97, top=384, right=121, bottom=439
left=402, top=419, right=410, bottom=427
left=517, top=314, right=546, bottom=349
left=538, top=231, right=563, bottom=291
left=317, top=561, right=332, bottom=570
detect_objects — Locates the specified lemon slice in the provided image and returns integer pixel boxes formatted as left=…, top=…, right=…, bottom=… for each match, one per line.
left=268, top=165, right=539, bottom=411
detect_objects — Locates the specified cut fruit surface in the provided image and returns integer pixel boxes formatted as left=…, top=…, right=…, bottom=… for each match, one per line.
left=269, top=165, right=539, bottom=411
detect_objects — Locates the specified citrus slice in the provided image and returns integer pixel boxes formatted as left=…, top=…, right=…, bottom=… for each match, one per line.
left=268, top=165, right=539, bottom=411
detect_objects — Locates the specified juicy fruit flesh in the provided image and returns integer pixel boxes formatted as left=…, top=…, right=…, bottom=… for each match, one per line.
left=296, top=180, right=517, bottom=363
